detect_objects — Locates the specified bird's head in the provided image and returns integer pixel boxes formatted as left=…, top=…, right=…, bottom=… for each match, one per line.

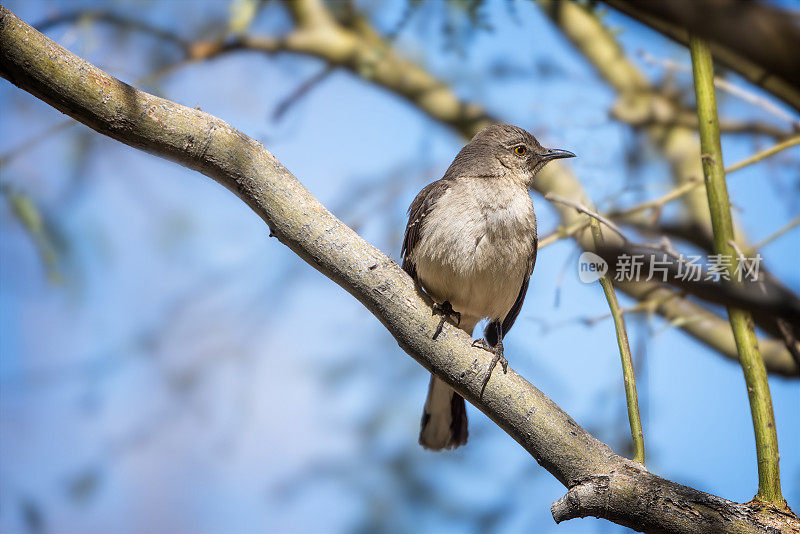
left=444, top=124, right=575, bottom=188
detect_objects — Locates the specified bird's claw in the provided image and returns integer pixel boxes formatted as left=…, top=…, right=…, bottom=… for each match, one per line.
left=432, top=301, right=461, bottom=340
left=474, top=338, right=507, bottom=397
left=471, top=338, right=490, bottom=350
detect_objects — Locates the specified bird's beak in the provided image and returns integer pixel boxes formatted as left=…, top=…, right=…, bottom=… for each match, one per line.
left=540, top=148, right=576, bottom=162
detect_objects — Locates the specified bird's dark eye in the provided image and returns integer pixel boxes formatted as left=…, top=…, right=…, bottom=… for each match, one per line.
left=513, top=145, right=527, bottom=156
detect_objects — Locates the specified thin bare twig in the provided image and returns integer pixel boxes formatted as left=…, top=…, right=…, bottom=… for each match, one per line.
left=4, top=6, right=800, bottom=527
left=35, top=9, right=188, bottom=49
left=726, top=135, right=800, bottom=174
left=539, top=219, right=590, bottom=249
left=607, top=136, right=800, bottom=227
left=0, top=119, right=77, bottom=167
left=13, top=0, right=800, bottom=377
left=544, top=193, right=628, bottom=242
left=747, top=216, right=800, bottom=254
left=541, top=128, right=795, bottom=256
left=582, top=291, right=682, bottom=326
left=9, top=10, right=800, bottom=529
left=272, top=66, right=334, bottom=121
left=608, top=177, right=702, bottom=220
left=639, top=50, right=800, bottom=128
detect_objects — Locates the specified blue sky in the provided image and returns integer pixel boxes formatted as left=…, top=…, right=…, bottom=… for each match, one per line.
left=1, top=1, right=799, bottom=533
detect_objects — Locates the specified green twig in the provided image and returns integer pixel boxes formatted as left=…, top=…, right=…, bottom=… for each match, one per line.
left=589, top=217, right=645, bottom=465
left=746, top=216, right=800, bottom=255
left=726, top=135, right=800, bottom=174
left=541, top=133, right=799, bottom=249
left=541, top=193, right=645, bottom=463
left=689, top=36, right=784, bottom=506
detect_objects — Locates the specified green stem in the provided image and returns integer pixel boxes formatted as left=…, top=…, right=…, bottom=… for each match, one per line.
left=689, top=36, right=784, bottom=506
left=589, top=217, right=645, bottom=465
left=725, top=135, right=800, bottom=174
left=746, top=216, right=800, bottom=255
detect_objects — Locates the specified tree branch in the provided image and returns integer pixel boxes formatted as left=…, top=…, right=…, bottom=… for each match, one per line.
left=600, top=0, right=800, bottom=113
left=725, top=135, right=800, bottom=174
left=535, top=0, right=799, bottom=377
left=34, top=9, right=188, bottom=49
left=608, top=135, right=800, bottom=227
left=637, top=49, right=800, bottom=130
left=550, top=470, right=798, bottom=530
left=536, top=0, right=710, bottom=238
left=32, top=0, right=799, bottom=376
left=2, top=6, right=798, bottom=531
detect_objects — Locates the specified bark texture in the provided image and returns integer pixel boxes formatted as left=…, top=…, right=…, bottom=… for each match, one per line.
left=27, top=0, right=800, bottom=375
left=1, top=6, right=797, bottom=532
left=600, top=0, right=800, bottom=113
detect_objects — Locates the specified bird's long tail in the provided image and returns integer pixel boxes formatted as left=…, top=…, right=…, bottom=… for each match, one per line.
left=419, top=374, right=468, bottom=450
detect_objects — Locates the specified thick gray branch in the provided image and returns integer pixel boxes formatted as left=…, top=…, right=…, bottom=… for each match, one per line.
left=1, top=7, right=797, bottom=532
left=31, top=0, right=799, bottom=376
left=599, top=0, right=800, bottom=113
left=551, top=470, right=799, bottom=533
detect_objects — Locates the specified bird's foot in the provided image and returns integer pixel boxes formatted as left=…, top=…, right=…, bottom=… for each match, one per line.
left=473, top=338, right=507, bottom=397
left=432, top=301, right=461, bottom=340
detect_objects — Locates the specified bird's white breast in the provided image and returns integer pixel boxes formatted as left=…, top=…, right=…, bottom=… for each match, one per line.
left=412, top=178, right=537, bottom=333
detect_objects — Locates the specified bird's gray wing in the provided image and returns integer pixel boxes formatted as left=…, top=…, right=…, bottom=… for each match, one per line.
left=401, top=179, right=452, bottom=281
left=486, top=235, right=537, bottom=345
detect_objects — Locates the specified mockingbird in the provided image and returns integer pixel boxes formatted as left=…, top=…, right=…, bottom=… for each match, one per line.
left=401, top=124, right=575, bottom=450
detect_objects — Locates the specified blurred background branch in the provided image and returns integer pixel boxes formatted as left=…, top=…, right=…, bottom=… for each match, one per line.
left=535, top=0, right=799, bottom=374
left=3, top=0, right=798, bottom=372
left=2, top=0, right=799, bottom=532
left=600, top=0, right=800, bottom=113
left=14, top=0, right=792, bottom=377
left=189, top=0, right=800, bottom=375
left=7, top=7, right=800, bottom=530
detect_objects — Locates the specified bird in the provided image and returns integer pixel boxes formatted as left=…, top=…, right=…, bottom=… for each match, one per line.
left=401, top=124, right=575, bottom=450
